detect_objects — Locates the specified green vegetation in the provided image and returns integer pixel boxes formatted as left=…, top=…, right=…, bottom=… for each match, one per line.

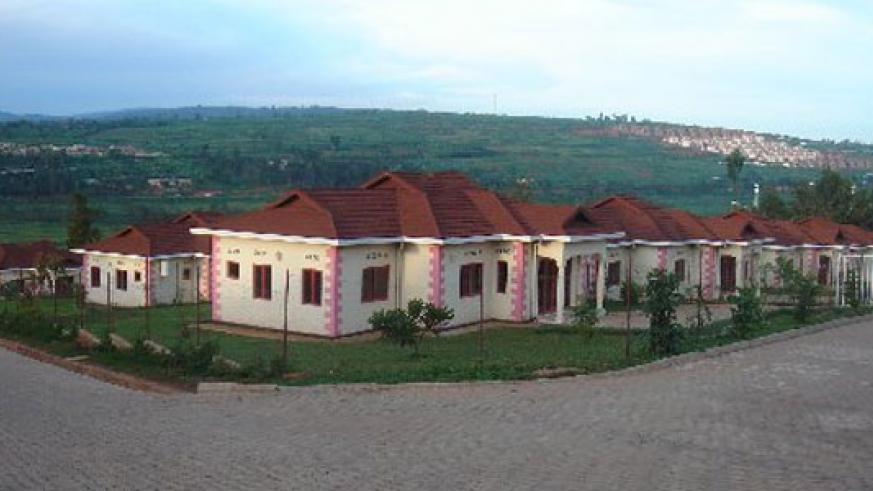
left=2, top=295, right=867, bottom=387
left=643, top=270, right=685, bottom=355
left=725, top=148, right=746, bottom=206
left=368, top=299, right=454, bottom=356
left=728, top=288, right=765, bottom=339
left=774, top=257, right=824, bottom=321
left=0, top=110, right=832, bottom=243
left=759, top=169, right=873, bottom=228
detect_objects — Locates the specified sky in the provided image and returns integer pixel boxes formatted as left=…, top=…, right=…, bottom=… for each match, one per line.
left=1, top=0, right=872, bottom=141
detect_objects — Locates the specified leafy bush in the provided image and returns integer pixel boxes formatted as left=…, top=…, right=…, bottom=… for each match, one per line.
left=729, top=288, right=765, bottom=339
left=0, top=308, right=77, bottom=343
left=170, top=339, right=220, bottom=376
left=620, top=280, right=644, bottom=306
left=569, top=297, right=599, bottom=338
left=370, top=299, right=454, bottom=356
left=236, top=354, right=291, bottom=381
left=844, top=269, right=861, bottom=311
left=643, top=269, right=684, bottom=356
left=775, top=257, right=823, bottom=321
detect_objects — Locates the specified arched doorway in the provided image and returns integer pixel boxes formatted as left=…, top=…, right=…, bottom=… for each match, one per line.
left=538, top=258, right=558, bottom=314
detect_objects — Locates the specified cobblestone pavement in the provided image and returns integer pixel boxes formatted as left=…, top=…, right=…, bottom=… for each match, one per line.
left=2, top=321, right=873, bottom=490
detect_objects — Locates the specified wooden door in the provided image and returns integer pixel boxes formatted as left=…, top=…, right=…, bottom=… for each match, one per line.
left=538, top=258, right=558, bottom=314
left=720, top=255, right=737, bottom=293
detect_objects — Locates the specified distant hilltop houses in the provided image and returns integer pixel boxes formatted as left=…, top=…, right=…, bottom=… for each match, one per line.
left=0, top=141, right=162, bottom=159
left=576, top=123, right=873, bottom=170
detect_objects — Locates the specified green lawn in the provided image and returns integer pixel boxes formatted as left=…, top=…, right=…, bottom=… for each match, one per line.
left=0, top=297, right=867, bottom=386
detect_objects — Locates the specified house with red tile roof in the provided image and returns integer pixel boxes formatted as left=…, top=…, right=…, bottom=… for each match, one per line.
left=0, top=241, right=81, bottom=295
left=700, top=212, right=873, bottom=294
left=72, top=211, right=223, bottom=307
left=587, top=197, right=775, bottom=300
left=191, top=171, right=624, bottom=336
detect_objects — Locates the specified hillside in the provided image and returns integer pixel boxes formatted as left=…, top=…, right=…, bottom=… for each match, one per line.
left=0, top=108, right=863, bottom=243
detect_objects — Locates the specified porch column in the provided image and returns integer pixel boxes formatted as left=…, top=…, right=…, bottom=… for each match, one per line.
left=555, top=254, right=566, bottom=324
left=595, top=253, right=605, bottom=313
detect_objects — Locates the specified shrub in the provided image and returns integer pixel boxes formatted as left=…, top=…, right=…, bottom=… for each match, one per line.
left=170, top=339, right=220, bottom=376
left=684, top=284, right=713, bottom=329
left=0, top=308, right=76, bottom=343
left=569, top=297, right=598, bottom=337
left=729, top=287, right=765, bottom=339
left=775, top=257, right=822, bottom=321
left=844, top=269, right=861, bottom=311
left=620, top=280, right=644, bottom=306
left=370, top=299, right=454, bottom=356
left=643, top=269, right=684, bottom=356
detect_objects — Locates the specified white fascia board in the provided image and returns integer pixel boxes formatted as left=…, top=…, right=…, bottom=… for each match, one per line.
left=189, top=228, right=623, bottom=247
left=538, top=231, right=626, bottom=243
left=71, top=250, right=206, bottom=260
left=0, top=267, right=37, bottom=273
left=71, top=249, right=145, bottom=260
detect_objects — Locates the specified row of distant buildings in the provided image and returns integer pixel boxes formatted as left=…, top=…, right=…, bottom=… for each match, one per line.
left=5, top=171, right=873, bottom=337
left=0, top=142, right=162, bottom=159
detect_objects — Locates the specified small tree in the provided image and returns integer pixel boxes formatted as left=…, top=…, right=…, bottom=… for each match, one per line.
left=569, top=297, right=599, bottom=337
left=67, top=193, right=101, bottom=248
left=620, top=280, right=643, bottom=306
left=369, top=300, right=454, bottom=356
left=775, top=257, right=822, bottom=321
left=725, top=148, right=746, bottom=207
left=643, top=269, right=684, bottom=356
left=844, top=269, right=862, bottom=311
left=729, top=287, right=765, bottom=338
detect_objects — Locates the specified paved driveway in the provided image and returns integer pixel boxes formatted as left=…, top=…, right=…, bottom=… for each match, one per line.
left=2, top=321, right=873, bottom=490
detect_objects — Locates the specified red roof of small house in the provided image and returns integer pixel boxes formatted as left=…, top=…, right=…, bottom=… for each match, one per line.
left=795, top=217, right=872, bottom=246
left=701, top=210, right=774, bottom=243
left=0, top=241, right=81, bottom=270
left=585, top=195, right=718, bottom=243
left=497, top=198, right=615, bottom=236
left=213, top=189, right=403, bottom=239
left=172, top=211, right=225, bottom=227
left=363, top=171, right=518, bottom=237
left=79, top=222, right=210, bottom=257
left=836, top=223, right=873, bottom=246
left=206, top=171, right=622, bottom=240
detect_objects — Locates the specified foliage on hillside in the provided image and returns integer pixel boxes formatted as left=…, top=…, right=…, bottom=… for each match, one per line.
left=0, top=109, right=849, bottom=242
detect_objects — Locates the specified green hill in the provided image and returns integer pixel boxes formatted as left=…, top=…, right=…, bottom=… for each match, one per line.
left=0, top=108, right=850, bottom=243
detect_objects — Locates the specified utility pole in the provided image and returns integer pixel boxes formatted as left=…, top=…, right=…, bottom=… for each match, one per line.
left=625, top=245, right=634, bottom=359
left=195, top=265, right=201, bottom=346
left=106, top=271, right=112, bottom=333
left=144, top=262, right=151, bottom=339
left=283, top=269, right=290, bottom=366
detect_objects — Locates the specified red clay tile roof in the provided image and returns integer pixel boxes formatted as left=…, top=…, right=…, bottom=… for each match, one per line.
left=214, top=189, right=403, bottom=239
left=80, top=222, right=209, bottom=257
left=701, top=211, right=774, bottom=243
left=173, top=211, right=225, bottom=227
left=586, top=195, right=718, bottom=242
left=0, top=241, right=81, bottom=270
left=796, top=217, right=873, bottom=246
left=497, top=198, right=615, bottom=236
left=207, top=171, right=621, bottom=240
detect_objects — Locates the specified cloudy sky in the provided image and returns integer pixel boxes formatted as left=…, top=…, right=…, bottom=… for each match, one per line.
left=1, top=0, right=871, bottom=141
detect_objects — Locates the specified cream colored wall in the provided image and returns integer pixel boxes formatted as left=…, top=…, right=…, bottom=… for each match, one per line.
left=214, top=236, right=330, bottom=336
left=83, top=254, right=147, bottom=307
left=400, top=243, right=430, bottom=306
left=338, top=244, right=399, bottom=335
left=440, top=241, right=516, bottom=326
left=604, top=246, right=662, bottom=300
